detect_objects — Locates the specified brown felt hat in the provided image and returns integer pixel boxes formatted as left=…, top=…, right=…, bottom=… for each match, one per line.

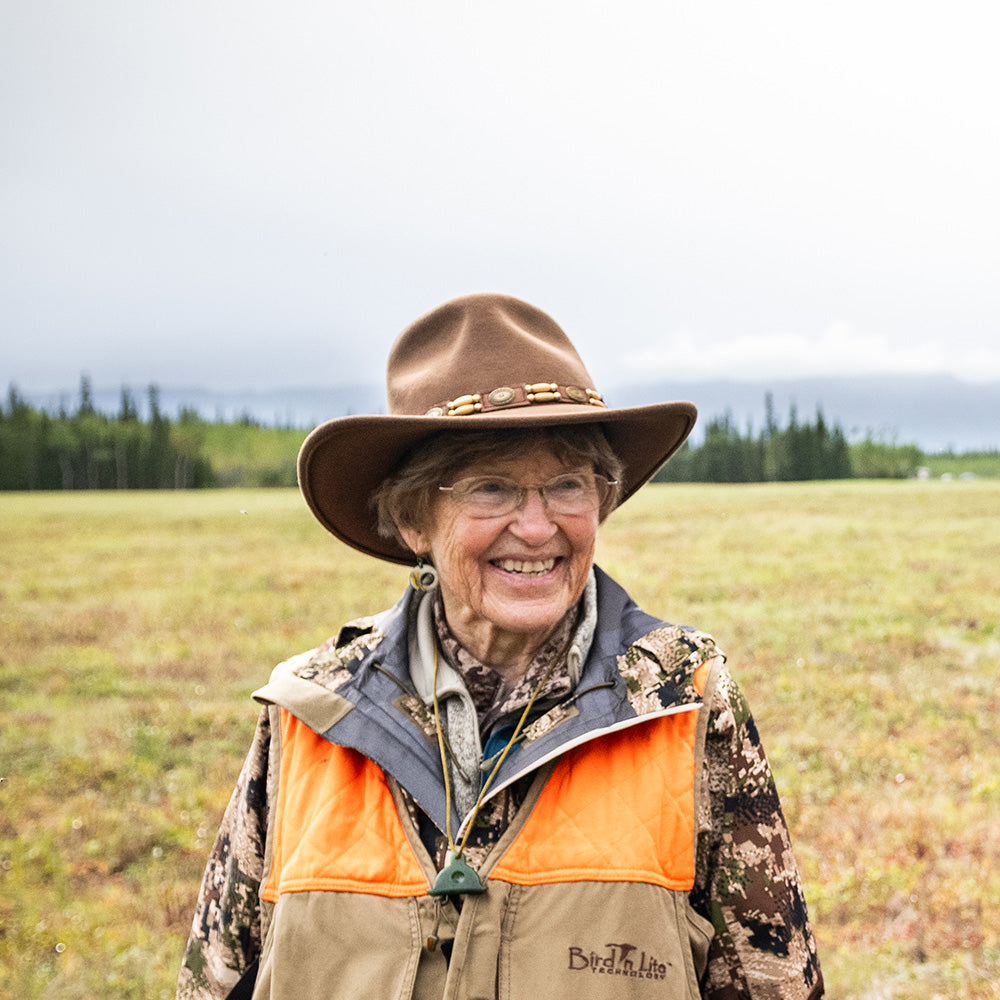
left=298, top=293, right=697, bottom=564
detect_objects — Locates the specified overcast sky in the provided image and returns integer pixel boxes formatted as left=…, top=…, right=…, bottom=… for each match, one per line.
left=3, top=1, right=999, bottom=399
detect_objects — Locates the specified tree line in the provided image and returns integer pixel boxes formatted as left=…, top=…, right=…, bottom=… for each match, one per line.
left=2, top=380, right=927, bottom=491
left=654, top=393, right=921, bottom=482
left=0, top=379, right=213, bottom=490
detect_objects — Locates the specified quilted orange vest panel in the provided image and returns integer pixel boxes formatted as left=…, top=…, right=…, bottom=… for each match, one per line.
left=263, top=688, right=703, bottom=901
left=490, top=707, right=700, bottom=891
left=261, top=713, right=428, bottom=901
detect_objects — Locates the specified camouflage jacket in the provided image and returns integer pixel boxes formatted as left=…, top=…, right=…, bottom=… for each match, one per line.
left=177, top=567, right=823, bottom=999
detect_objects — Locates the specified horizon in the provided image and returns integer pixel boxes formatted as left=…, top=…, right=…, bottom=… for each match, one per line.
left=13, top=370, right=999, bottom=454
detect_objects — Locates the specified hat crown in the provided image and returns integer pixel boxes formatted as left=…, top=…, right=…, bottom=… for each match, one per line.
left=387, top=294, right=596, bottom=416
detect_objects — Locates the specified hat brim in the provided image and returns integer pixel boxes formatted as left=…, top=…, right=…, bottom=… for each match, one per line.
left=298, top=401, right=697, bottom=564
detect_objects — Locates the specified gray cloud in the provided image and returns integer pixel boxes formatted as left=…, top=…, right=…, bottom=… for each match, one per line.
left=3, top=0, right=999, bottom=393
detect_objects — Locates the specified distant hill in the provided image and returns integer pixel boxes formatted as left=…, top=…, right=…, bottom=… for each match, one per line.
left=19, top=373, right=1000, bottom=453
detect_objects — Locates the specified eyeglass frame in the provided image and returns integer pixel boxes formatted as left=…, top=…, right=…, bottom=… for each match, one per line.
left=437, top=471, right=618, bottom=519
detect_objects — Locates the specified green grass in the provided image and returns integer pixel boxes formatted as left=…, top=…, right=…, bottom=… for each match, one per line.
left=2, top=483, right=999, bottom=998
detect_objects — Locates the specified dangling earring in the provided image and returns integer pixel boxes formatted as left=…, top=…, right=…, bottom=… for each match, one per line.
left=410, top=560, right=438, bottom=591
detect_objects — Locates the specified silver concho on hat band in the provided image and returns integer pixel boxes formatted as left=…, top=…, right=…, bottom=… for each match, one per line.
left=488, top=386, right=516, bottom=406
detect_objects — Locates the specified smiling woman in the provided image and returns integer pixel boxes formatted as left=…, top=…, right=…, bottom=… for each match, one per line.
left=176, top=293, right=824, bottom=1000
left=398, top=447, right=602, bottom=679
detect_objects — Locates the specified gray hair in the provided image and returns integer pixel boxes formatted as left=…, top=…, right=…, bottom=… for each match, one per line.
left=372, top=425, right=624, bottom=550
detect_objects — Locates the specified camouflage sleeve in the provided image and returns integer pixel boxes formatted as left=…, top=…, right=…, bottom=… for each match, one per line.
left=692, top=667, right=824, bottom=1000
left=176, top=708, right=272, bottom=999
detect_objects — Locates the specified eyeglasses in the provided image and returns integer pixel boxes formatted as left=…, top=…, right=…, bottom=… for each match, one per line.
left=438, top=472, right=617, bottom=519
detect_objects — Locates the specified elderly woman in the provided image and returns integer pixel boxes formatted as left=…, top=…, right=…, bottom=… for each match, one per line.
left=177, top=294, right=823, bottom=999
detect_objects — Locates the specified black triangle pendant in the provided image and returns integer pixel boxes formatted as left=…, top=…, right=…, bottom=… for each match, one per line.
left=428, top=854, right=487, bottom=897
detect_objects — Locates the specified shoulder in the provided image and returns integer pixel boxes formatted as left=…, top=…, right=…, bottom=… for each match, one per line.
left=289, top=613, right=388, bottom=690
left=593, top=568, right=729, bottom=713
left=252, top=608, right=396, bottom=732
left=618, top=622, right=726, bottom=715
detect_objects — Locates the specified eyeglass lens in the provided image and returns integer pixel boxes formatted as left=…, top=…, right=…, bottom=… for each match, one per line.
left=441, top=473, right=610, bottom=517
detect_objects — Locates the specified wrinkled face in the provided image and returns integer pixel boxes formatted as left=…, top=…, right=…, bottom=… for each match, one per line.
left=399, top=446, right=600, bottom=651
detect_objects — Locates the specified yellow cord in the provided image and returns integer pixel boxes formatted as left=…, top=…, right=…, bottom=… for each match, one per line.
left=431, top=641, right=563, bottom=862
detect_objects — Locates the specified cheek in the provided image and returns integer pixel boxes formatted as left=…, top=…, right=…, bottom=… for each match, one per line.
left=432, top=530, right=495, bottom=613
left=431, top=519, right=494, bottom=577
left=567, top=517, right=599, bottom=559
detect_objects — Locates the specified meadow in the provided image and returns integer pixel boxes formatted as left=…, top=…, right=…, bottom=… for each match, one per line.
left=1, top=481, right=998, bottom=998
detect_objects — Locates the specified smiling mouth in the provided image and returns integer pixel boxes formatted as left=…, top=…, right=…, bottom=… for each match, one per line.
left=492, top=557, right=558, bottom=576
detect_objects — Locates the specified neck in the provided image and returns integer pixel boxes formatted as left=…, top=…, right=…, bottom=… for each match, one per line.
left=444, top=613, right=557, bottom=683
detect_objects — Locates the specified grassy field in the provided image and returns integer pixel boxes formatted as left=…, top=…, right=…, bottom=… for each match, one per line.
left=2, top=482, right=998, bottom=998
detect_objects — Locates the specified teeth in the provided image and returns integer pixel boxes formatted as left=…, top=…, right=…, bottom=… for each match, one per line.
left=495, top=558, right=556, bottom=575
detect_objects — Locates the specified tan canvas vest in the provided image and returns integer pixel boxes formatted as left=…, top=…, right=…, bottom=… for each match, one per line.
left=252, top=664, right=715, bottom=999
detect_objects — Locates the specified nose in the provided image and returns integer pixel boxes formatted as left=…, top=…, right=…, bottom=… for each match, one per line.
left=509, top=488, right=558, bottom=543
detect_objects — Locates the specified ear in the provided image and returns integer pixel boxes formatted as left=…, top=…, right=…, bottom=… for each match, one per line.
left=398, top=524, right=432, bottom=557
